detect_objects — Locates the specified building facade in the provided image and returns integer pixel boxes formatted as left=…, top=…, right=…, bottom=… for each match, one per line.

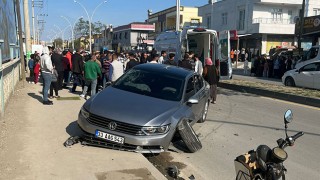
left=112, top=23, right=155, bottom=52
left=0, top=0, right=22, bottom=116
left=93, top=26, right=113, bottom=52
left=147, top=6, right=202, bottom=39
left=199, top=0, right=320, bottom=55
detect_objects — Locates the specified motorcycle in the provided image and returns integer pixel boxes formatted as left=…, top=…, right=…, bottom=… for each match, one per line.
left=234, top=110, right=304, bottom=180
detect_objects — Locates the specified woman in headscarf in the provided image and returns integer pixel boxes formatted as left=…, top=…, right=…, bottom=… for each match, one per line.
left=40, top=46, right=54, bottom=105
left=203, top=58, right=218, bottom=104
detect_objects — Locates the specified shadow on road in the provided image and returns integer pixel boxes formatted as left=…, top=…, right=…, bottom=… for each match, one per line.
left=206, top=119, right=320, bottom=137
left=27, top=92, right=42, bottom=103
left=66, top=120, right=83, bottom=136
left=218, top=88, right=258, bottom=97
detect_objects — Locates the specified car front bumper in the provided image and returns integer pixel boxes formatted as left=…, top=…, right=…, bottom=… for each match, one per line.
left=77, top=112, right=175, bottom=153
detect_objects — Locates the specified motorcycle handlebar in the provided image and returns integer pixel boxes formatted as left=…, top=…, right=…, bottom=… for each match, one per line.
left=292, top=131, right=304, bottom=141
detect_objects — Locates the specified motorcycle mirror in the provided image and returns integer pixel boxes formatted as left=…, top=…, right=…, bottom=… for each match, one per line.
left=284, top=110, right=293, bottom=124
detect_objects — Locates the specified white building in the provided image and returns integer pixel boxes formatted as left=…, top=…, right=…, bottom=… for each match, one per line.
left=199, top=0, right=320, bottom=55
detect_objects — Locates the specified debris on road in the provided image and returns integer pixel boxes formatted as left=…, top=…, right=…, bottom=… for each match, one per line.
left=64, top=136, right=81, bottom=147
left=167, top=165, right=179, bottom=178
left=189, top=174, right=195, bottom=180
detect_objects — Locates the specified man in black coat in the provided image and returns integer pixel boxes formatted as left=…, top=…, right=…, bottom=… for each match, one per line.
left=51, top=48, right=64, bottom=90
left=178, top=53, right=193, bottom=70
left=71, top=48, right=84, bottom=92
left=125, top=52, right=139, bottom=72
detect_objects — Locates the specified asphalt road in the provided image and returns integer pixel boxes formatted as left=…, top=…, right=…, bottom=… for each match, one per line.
left=162, top=88, right=320, bottom=180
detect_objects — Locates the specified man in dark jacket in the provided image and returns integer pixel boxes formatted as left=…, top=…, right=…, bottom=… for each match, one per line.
left=71, top=48, right=84, bottom=92
left=125, top=52, right=139, bottom=72
left=178, top=53, right=193, bottom=70
left=164, top=53, right=177, bottom=66
left=51, top=48, right=64, bottom=90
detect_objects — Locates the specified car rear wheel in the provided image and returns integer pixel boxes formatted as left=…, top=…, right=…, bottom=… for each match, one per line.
left=177, top=120, right=202, bottom=153
left=285, top=77, right=295, bottom=87
left=198, top=100, right=209, bottom=123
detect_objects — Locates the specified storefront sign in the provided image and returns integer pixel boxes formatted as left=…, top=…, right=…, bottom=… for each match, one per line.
left=295, top=15, right=320, bottom=35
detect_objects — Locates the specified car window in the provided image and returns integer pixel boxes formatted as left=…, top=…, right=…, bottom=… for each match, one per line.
left=301, top=63, right=318, bottom=72
left=194, top=75, right=204, bottom=92
left=185, top=76, right=195, bottom=101
left=113, top=69, right=184, bottom=101
left=305, top=47, right=319, bottom=61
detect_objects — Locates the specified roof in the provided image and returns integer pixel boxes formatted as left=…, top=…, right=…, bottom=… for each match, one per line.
left=133, top=64, right=193, bottom=79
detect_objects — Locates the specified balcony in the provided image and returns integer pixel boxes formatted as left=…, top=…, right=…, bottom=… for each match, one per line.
left=253, top=18, right=295, bottom=25
left=249, top=18, right=296, bottom=34
left=253, top=0, right=302, bottom=5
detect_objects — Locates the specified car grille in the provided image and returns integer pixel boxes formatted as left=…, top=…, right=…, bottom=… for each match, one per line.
left=87, top=113, right=143, bottom=135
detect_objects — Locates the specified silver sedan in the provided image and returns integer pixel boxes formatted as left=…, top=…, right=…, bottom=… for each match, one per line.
left=78, top=64, right=210, bottom=153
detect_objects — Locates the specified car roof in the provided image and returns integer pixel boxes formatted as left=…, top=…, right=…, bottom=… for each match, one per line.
left=133, top=64, right=193, bottom=79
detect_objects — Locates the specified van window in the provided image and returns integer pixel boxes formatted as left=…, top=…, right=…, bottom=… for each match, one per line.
left=305, top=47, right=319, bottom=61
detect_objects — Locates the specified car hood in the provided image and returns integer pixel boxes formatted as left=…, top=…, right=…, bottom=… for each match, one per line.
left=85, top=87, right=181, bottom=126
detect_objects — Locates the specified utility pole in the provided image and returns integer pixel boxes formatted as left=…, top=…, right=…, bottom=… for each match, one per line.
left=176, top=0, right=180, bottom=31
left=32, top=0, right=43, bottom=45
left=23, top=0, right=32, bottom=61
left=298, top=0, right=306, bottom=55
left=16, top=0, right=26, bottom=86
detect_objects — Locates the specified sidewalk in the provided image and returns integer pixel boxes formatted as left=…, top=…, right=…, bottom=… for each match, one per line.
left=0, top=81, right=166, bottom=180
left=232, top=68, right=283, bottom=86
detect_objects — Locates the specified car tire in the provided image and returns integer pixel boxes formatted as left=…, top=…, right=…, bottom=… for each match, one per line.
left=177, top=120, right=202, bottom=153
left=198, top=100, right=209, bottom=123
left=285, top=77, right=295, bottom=87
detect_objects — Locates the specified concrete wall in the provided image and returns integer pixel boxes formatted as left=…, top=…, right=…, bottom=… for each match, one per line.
left=0, top=59, right=21, bottom=117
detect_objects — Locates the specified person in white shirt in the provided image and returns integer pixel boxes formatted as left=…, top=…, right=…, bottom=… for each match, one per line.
left=40, top=46, right=54, bottom=105
left=194, top=54, right=203, bottom=75
left=109, top=53, right=124, bottom=82
left=158, top=51, right=167, bottom=64
left=149, top=54, right=159, bottom=64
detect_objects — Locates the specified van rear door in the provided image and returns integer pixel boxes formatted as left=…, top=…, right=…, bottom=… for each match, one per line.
left=218, top=30, right=232, bottom=79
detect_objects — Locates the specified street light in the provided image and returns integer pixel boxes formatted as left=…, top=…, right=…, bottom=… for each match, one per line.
left=60, top=16, right=83, bottom=50
left=54, top=24, right=64, bottom=49
left=74, top=0, right=108, bottom=53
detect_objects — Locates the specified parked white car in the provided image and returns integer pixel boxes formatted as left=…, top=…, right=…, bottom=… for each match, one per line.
left=282, top=61, right=320, bottom=90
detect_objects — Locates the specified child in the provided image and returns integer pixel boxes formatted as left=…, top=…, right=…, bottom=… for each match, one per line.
left=244, top=59, right=249, bottom=75
left=33, top=59, right=40, bottom=84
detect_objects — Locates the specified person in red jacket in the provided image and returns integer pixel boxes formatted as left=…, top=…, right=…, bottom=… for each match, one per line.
left=33, top=59, right=41, bottom=84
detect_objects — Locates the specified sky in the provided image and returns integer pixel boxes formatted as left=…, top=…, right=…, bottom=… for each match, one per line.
left=31, top=0, right=209, bottom=41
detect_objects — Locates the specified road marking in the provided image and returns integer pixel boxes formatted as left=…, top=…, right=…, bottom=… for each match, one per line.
left=260, top=97, right=320, bottom=111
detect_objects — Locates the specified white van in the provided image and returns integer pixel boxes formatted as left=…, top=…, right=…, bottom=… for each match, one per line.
left=295, top=45, right=320, bottom=69
left=154, top=27, right=232, bottom=80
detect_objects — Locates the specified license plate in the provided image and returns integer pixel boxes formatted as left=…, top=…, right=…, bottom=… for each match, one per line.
left=95, top=130, right=125, bottom=144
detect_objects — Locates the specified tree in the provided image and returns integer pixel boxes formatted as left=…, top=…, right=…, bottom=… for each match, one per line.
left=74, top=18, right=104, bottom=38
left=53, top=38, right=63, bottom=48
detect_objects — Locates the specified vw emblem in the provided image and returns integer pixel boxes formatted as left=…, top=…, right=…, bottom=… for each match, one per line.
left=108, top=122, right=117, bottom=130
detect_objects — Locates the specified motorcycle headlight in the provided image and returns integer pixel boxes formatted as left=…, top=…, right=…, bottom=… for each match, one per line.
left=80, top=107, right=90, bottom=119
left=141, top=125, right=170, bottom=135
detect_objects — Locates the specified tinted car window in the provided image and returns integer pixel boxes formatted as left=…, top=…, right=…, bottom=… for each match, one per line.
left=112, top=69, right=184, bottom=101
left=185, top=76, right=195, bottom=101
left=301, top=63, right=318, bottom=72
left=194, top=75, right=204, bottom=92
left=305, top=47, right=319, bottom=61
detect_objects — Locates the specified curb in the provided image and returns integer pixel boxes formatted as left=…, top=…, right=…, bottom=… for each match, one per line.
left=219, top=82, right=320, bottom=108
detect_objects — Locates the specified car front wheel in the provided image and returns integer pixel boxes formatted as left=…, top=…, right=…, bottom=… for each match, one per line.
left=285, top=77, right=295, bottom=87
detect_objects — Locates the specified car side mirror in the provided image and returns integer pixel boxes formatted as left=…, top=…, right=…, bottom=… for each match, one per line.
left=187, top=98, right=199, bottom=105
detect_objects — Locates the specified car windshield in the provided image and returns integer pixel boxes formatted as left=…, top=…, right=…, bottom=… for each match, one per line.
left=112, top=69, right=184, bottom=101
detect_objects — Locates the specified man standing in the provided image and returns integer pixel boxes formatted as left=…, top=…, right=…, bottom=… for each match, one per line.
left=230, top=49, right=235, bottom=63
left=51, top=48, right=64, bottom=90
left=178, top=53, right=193, bottom=70
left=71, top=49, right=84, bottom=92
left=194, top=54, right=203, bottom=75
left=109, top=53, right=124, bottom=83
left=158, top=51, right=167, bottom=64
left=80, top=55, right=102, bottom=99
left=149, top=54, right=159, bottom=63
left=164, top=53, right=177, bottom=66
left=40, top=47, right=54, bottom=105
left=125, top=52, right=139, bottom=72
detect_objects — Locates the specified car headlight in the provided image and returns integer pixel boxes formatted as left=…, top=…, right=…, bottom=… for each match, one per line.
left=80, top=107, right=90, bottom=119
left=141, top=125, right=170, bottom=135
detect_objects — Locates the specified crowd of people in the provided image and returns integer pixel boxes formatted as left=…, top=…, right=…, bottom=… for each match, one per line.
left=27, top=47, right=219, bottom=105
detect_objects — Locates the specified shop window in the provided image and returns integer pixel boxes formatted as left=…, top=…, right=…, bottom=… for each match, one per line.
left=271, top=8, right=283, bottom=22
left=314, top=8, right=320, bottom=16
left=238, top=9, right=245, bottom=30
